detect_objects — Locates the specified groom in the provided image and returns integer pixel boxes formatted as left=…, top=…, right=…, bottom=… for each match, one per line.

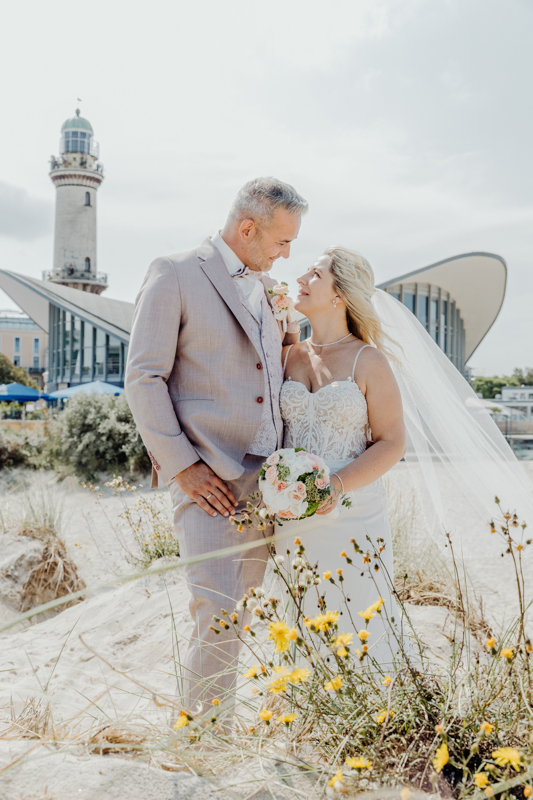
left=125, top=177, right=307, bottom=714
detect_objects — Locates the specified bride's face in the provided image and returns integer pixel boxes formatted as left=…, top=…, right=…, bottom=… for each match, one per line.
left=295, top=255, right=338, bottom=314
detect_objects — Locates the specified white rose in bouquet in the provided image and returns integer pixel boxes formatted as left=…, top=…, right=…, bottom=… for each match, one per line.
left=258, top=448, right=333, bottom=521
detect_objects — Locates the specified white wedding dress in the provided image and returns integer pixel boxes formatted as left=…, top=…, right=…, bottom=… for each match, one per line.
left=277, top=344, right=407, bottom=668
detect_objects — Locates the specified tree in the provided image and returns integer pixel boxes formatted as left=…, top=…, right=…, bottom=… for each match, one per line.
left=0, top=353, right=39, bottom=389
left=512, top=367, right=533, bottom=386
left=471, top=375, right=519, bottom=399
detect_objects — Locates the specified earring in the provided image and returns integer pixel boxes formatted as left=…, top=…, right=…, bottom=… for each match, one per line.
left=333, top=298, right=338, bottom=308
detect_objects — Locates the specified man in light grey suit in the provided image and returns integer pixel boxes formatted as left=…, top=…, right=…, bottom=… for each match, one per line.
left=125, top=178, right=307, bottom=715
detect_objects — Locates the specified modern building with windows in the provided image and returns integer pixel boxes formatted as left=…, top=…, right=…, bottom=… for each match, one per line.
left=299, top=252, right=507, bottom=378
left=0, top=309, right=48, bottom=386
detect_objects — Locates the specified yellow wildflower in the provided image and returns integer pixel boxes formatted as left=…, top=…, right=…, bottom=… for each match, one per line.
left=524, top=787, right=533, bottom=798
left=335, top=632, right=353, bottom=648
left=328, top=770, right=344, bottom=787
left=324, top=675, right=342, bottom=692
left=287, top=628, right=298, bottom=641
left=358, top=629, right=371, bottom=641
left=337, top=646, right=348, bottom=658
left=267, top=666, right=291, bottom=695
left=173, top=711, right=189, bottom=730
left=485, top=788, right=494, bottom=798
left=294, top=537, right=301, bottom=545
left=492, top=747, right=522, bottom=770
left=307, top=610, right=340, bottom=631
left=288, top=667, right=311, bottom=685
left=336, top=568, right=343, bottom=575
left=376, top=709, right=391, bottom=724
left=258, top=708, right=273, bottom=721
left=244, top=665, right=259, bottom=678
left=211, top=698, right=221, bottom=706
left=479, top=721, right=494, bottom=735
left=383, top=675, right=392, bottom=686
left=345, top=756, right=372, bottom=770
left=500, top=648, right=514, bottom=660
left=237, top=525, right=243, bottom=532
left=244, top=625, right=251, bottom=632
left=340, top=550, right=347, bottom=557
left=323, top=571, right=332, bottom=579
left=358, top=608, right=377, bottom=621
left=486, top=637, right=496, bottom=649
left=433, top=742, right=449, bottom=773
left=475, top=773, right=490, bottom=788
left=368, top=597, right=384, bottom=612
left=276, top=712, right=297, bottom=724
left=435, top=723, right=444, bottom=734
left=267, top=620, right=296, bottom=653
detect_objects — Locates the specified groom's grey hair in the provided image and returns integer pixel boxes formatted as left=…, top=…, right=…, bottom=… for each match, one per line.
left=229, top=177, right=308, bottom=224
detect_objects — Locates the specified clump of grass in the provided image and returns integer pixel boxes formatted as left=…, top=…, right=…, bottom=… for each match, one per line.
left=83, top=475, right=178, bottom=567
left=20, top=536, right=85, bottom=612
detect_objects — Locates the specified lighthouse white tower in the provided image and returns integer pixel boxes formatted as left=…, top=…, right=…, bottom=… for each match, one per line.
left=46, top=109, right=107, bottom=294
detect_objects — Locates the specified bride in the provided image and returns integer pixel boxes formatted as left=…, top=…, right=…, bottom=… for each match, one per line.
left=279, top=246, right=408, bottom=666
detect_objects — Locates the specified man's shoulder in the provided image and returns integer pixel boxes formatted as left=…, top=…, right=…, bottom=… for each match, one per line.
left=153, top=242, right=205, bottom=272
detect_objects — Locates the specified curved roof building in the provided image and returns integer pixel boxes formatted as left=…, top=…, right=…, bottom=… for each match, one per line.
left=377, top=251, right=507, bottom=376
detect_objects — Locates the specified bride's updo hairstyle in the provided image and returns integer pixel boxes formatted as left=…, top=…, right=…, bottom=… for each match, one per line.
left=324, top=246, right=399, bottom=363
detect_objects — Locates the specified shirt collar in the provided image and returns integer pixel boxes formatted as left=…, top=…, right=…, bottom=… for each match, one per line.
left=212, top=232, right=245, bottom=277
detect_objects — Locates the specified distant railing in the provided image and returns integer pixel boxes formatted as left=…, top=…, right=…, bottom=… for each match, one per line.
left=42, top=269, right=108, bottom=285
left=495, top=419, right=533, bottom=436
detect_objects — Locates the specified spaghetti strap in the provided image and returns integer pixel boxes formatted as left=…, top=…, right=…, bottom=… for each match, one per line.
left=283, top=344, right=294, bottom=374
left=351, top=344, right=370, bottom=381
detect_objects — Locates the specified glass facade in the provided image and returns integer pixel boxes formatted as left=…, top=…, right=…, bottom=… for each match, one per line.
left=385, top=282, right=466, bottom=375
left=48, top=304, right=128, bottom=390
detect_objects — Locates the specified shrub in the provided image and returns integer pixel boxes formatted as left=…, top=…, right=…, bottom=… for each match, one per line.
left=0, top=428, right=27, bottom=468
left=0, top=353, right=39, bottom=388
left=53, top=393, right=151, bottom=478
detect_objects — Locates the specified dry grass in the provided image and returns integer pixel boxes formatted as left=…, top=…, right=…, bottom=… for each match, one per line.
left=20, top=536, right=86, bottom=613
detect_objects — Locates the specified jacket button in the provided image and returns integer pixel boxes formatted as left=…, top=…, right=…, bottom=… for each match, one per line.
left=257, top=397, right=264, bottom=404
left=256, top=363, right=263, bottom=370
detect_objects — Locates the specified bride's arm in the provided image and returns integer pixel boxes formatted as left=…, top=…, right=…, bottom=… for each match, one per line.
left=318, top=349, right=405, bottom=513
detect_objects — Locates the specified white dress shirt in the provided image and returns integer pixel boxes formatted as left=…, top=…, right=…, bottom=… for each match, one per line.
left=212, top=232, right=264, bottom=322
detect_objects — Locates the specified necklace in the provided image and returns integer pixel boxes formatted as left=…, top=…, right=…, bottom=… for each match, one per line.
left=309, top=333, right=353, bottom=347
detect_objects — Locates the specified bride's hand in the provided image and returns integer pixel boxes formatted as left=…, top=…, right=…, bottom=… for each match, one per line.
left=316, top=475, right=343, bottom=515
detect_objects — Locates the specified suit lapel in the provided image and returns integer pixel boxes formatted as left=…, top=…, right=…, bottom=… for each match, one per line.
left=198, top=238, right=261, bottom=352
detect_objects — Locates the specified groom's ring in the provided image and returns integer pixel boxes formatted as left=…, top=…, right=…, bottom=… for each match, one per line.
left=206, top=493, right=213, bottom=499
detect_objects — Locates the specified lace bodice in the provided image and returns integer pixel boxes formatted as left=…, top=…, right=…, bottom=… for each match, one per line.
left=280, top=378, right=370, bottom=472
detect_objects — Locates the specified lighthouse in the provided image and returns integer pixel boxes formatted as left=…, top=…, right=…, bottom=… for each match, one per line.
left=47, top=109, right=107, bottom=294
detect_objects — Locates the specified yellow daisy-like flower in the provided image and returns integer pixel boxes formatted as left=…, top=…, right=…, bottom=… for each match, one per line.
left=433, top=742, right=449, bottom=773
left=368, top=597, right=384, bottom=612
left=287, top=628, right=298, bottom=641
left=335, top=632, right=353, bottom=648
left=479, top=721, right=494, bottom=735
left=267, top=666, right=291, bottom=695
left=328, top=770, right=344, bottom=787
left=500, top=648, right=514, bottom=660
left=336, top=568, right=343, bottom=575
left=307, top=610, right=340, bottom=631
left=276, top=712, right=297, bottom=724
left=324, top=675, right=342, bottom=692
left=173, top=711, right=189, bottom=730
left=475, top=773, right=490, bottom=788
left=323, top=571, right=332, bottom=579
left=340, top=550, right=347, bottom=557
left=267, top=620, right=296, bottom=653
left=492, top=747, right=522, bottom=770
left=337, top=646, right=348, bottom=658
left=244, top=665, right=259, bottom=678
left=288, top=667, right=311, bottom=685
left=358, top=608, right=377, bottom=621
left=486, top=637, right=496, bottom=649
left=211, top=698, right=221, bottom=706
left=383, top=675, right=392, bottom=686
left=345, top=756, right=372, bottom=771
left=376, top=709, right=393, bottom=724
left=524, top=786, right=533, bottom=798
left=294, top=537, right=301, bottom=545
left=358, top=629, right=371, bottom=641
left=258, top=708, right=273, bottom=721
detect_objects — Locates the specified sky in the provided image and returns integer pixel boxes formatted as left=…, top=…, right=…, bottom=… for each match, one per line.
left=0, top=0, right=532, bottom=376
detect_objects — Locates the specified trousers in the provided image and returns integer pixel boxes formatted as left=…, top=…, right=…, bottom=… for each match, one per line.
left=168, top=454, right=269, bottom=713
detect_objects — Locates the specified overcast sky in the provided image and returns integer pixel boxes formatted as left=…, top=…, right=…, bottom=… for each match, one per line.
left=1, top=0, right=531, bottom=375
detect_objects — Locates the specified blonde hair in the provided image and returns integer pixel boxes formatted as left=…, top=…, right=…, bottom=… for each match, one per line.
left=324, top=246, right=399, bottom=364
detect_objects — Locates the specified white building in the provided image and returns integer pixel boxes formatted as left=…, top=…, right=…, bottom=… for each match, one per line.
left=495, top=386, right=533, bottom=419
left=0, top=309, right=48, bottom=387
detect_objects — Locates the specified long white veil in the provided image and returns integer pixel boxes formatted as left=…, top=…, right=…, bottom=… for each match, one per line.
left=373, top=289, right=533, bottom=548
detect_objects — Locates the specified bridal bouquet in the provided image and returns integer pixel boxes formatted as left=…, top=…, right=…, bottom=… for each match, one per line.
left=268, top=283, right=295, bottom=321
left=259, top=447, right=332, bottom=520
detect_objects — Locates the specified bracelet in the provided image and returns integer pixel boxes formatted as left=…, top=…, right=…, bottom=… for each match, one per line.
left=331, top=472, right=345, bottom=495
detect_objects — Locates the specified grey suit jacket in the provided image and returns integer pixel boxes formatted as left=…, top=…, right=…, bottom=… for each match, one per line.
left=125, top=237, right=283, bottom=489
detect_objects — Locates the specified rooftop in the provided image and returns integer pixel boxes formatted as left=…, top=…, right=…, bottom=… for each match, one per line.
left=61, top=108, right=93, bottom=133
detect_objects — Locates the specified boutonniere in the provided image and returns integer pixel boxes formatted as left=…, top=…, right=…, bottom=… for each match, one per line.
left=268, top=282, right=295, bottom=321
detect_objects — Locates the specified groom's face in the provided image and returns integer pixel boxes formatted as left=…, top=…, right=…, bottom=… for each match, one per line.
left=243, top=208, right=301, bottom=273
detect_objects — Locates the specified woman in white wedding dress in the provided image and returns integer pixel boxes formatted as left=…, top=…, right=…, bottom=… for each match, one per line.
left=279, top=246, right=408, bottom=667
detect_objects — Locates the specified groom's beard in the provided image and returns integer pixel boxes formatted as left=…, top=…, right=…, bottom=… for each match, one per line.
left=245, top=231, right=278, bottom=273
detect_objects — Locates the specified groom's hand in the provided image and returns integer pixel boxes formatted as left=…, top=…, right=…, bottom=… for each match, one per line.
left=174, top=461, right=237, bottom=518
